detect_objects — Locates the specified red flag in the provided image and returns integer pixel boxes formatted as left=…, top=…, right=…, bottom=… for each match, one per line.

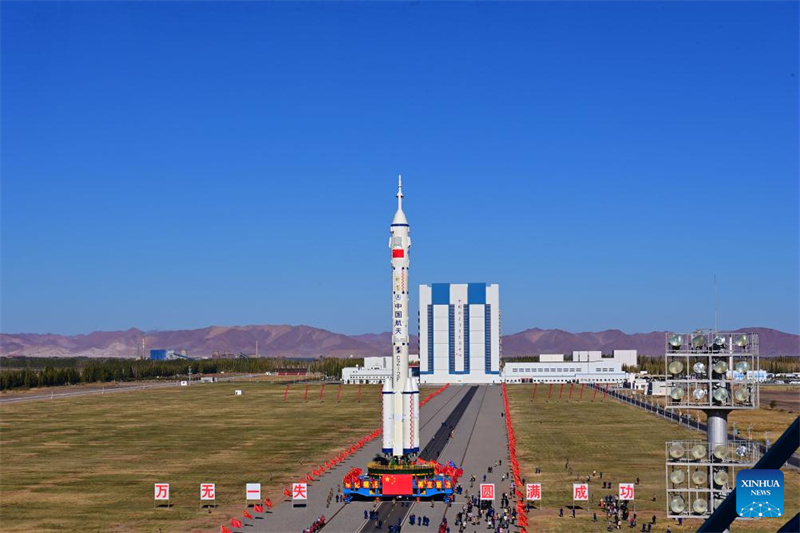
left=306, top=474, right=315, bottom=482
left=231, top=518, right=242, bottom=528
left=221, top=526, right=233, bottom=533
left=382, top=474, right=413, bottom=495
left=254, top=504, right=264, bottom=513
left=243, top=510, right=254, bottom=519
left=283, top=487, right=291, bottom=497
left=264, top=498, right=273, bottom=508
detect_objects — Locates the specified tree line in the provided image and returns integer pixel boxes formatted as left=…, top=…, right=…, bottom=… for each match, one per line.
left=0, top=356, right=363, bottom=391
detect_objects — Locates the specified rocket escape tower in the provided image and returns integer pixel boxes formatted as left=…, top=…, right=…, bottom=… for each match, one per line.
left=342, top=176, right=460, bottom=503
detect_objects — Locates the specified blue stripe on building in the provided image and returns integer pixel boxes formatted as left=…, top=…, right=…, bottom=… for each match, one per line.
left=432, top=283, right=450, bottom=305
left=421, top=304, right=434, bottom=375
left=485, top=304, right=491, bottom=373
left=448, top=304, right=455, bottom=374
left=468, top=283, right=486, bottom=304
left=464, top=305, right=470, bottom=374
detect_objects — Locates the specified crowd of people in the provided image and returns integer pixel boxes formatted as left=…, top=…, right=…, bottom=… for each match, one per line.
left=452, top=491, right=517, bottom=533
left=301, top=515, right=326, bottom=533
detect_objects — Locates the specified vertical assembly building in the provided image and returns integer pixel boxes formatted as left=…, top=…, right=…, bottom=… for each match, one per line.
left=419, top=283, right=501, bottom=384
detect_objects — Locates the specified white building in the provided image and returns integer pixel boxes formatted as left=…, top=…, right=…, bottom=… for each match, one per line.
left=502, top=352, right=627, bottom=384
left=419, top=283, right=501, bottom=384
left=341, top=354, right=419, bottom=384
left=612, top=349, right=638, bottom=368
left=342, top=356, right=392, bottom=384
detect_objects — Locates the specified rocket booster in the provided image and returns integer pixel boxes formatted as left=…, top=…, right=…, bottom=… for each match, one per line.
left=383, top=175, right=418, bottom=457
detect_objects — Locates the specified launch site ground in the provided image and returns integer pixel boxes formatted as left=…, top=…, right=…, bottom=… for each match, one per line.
left=0, top=381, right=797, bottom=532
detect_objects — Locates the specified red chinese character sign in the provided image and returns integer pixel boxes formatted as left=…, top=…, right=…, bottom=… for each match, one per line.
left=292, top=482, right=308, bottom=501
left=154, top=483, right=169, bottom=501
left=526, top=483, right=541, bottom=501
left=200, top=483, right=215, bottom=501
left=573, top=483, right=588, bottom=501
left=619, top=483, right=635, bottom=500
left=480, top=483, right=495, bottom=501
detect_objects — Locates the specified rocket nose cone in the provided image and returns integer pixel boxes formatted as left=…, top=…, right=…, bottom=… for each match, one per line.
left=383, top=378, right=394, bottom=393
left=403, top=377, right=414, bottom=393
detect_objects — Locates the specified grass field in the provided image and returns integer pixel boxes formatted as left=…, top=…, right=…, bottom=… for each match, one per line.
left=0, top=381, right=383, bottom=532
left=506, top=385, right=799, bottom=533
left=623, top=385, right=799, bottom=445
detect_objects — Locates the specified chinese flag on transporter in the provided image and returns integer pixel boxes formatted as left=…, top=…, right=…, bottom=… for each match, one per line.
left=382, top=474, right=413, bottom=495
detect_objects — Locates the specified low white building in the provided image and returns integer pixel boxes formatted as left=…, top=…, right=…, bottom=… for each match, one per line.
left=342, top=365, right=391, bottom=384
left=341, top=354, right=419, bottom=384
left=502, top=359, right=626, bottom=384
left=613, top=349, right=638, bottom=368
left=502, top=350, right=637, bottom=384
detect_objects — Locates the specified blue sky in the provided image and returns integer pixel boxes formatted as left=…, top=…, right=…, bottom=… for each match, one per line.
left=1, top=1, right=798, bottom=336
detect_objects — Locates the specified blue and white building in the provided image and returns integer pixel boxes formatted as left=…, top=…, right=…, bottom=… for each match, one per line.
left=418, top=283, right=501, bottom=384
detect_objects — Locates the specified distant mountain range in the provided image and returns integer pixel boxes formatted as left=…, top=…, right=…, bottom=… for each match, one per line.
left=1, top=325, right=797, bottom=358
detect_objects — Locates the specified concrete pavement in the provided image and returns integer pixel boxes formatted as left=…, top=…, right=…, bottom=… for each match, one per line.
left=241, top=385, right=515, bottom=533
left=247, top=385, right=466, bottom=533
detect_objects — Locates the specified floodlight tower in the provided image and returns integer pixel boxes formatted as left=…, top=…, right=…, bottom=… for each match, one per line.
left=663, top=331, right=761, bottom=519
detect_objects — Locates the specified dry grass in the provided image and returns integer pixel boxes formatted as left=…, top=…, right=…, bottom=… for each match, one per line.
left=507, top=385, right=799, bottom=533
left=0, top=381, right=382, bottom=532
left=623, top=385, right=799, bottom=445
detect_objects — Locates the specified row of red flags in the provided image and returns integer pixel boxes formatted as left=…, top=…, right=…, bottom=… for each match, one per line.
left=502, top=383, right=528, bottom=532
left=219, top=498, right=273, bottom=532
left=223, top=384, right=451, bottom=532
left=420, top=383, right=449, bottom=407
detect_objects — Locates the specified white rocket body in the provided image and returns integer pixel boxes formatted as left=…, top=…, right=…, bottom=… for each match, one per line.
left=382, top=175, right=418, bottom=457
left=411, top=376, right=419, bottom=452
left=382, top=378, right=394, bottom=453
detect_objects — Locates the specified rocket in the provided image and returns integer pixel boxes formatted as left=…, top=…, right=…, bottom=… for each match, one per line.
left=382, top=175, right=420, bottom=457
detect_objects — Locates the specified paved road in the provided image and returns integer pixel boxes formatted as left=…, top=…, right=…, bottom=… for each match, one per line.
left=0, top=381, right=179, bottom=404
left=0, top=373, right=276, bottom=405
left=358, top=386, right=480, bottom=533
left=244, top=385, right=515, bottom=533
left=247, top=385, right=467, bottom=533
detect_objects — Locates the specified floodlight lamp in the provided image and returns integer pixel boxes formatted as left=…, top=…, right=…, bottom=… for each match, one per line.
left=713, top=469, right=729, bottom=486
left=691, top=470, right=708, bottom=485
left=693, top=362, right=706, bottom=375
left=670, top=387, right=685, bottom=401
left=692, top=388, right=707, bottom=401
left=691, top=335, right=707, bottom=349
left=735, top=334, right=748, bottom=348
left=669, top=470, right=685, bottom=485
left=713, top=444, right=728, bottom=460
left=691, top=444, right=707, bottom=460
left=692, top=499, right=708, bottom=514
left=735, top=445, right=747, bottom=458
left=668, top=334, right=683, bottom=350
left=734, top=387, right=750, bottom=404
left=713, top=335, right=727, bottom=349
left=668, top=361, right=684, bottom=375
left=712, top=387, right=729, bottom=404
left=735, top=361, right=750, bottom=373
left=712, top=360, right=729, bottom=375
left=669, top=443, right=686, bottom=459
left=670, top=496, right=686, bottom=514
